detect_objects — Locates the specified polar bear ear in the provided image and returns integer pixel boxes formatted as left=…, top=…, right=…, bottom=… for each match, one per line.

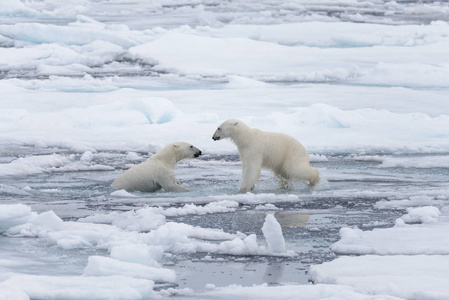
left=173, top=144, right=179, bottom=149
left=233, top=122, right=238, bottom=126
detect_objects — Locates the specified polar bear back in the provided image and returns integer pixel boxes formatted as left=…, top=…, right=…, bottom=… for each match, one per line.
left=112, top=159, right=163, bottom=192
left=238, top=129, right=311, bottom=171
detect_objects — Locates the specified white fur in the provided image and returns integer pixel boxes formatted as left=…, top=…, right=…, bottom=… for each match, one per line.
left=212, top=119, right=320, bottom=193
left=112, top=142, right=202, bottom=193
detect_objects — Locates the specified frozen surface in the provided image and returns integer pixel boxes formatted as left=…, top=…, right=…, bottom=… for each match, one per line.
left=1, top=0, right=449, bottom=299
left=310, top=255, right=449, bottom=300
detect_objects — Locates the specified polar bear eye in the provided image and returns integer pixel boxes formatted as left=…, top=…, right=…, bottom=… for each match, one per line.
left=190, top=145, right=193, bottom=148
left=217, top=127, right=221, bottom=131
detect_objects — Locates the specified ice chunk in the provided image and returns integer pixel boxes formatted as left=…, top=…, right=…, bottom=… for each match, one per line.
left=0, top=204, right=35, bottom=233
left=0, top=184, right=30, bottom=196
left=80, top=151, right=94, bottom=162
left=31, top=210, right=64, bottom=231
left=188, top=282, right=402, bottom=300
left=399, top=206, right=440, bottom=224
left=0, top=154, right=66, bottom=177
left=215, top=234, right=266, bottom=256
left=375, top=195, right=445, bottom=209
left=160, top=201, right=239, bottom=216
left=379, top=155, right=449, bottom=168
left=110, top=189, right=137, bottom=198
left=310, top=255, right=449, bottom=300
left=0, top=154, right=113, bottom=177
left=331, top=221, right=449, bottom=255
left=110, top=244, right=164, bottom=268
left=106, top=208, right=166, bottom=232
left=262, top=214, right=286, bottom=253
left=0, top=0, right=37, bottom=17
left=83, top=256, right=176, bottom=283
left=1, top=275, right=154, bottom=300
left=0, top=287, right=29, bottom=300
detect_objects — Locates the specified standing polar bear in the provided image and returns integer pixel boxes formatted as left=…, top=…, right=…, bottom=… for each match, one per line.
left=212, top=119, right=320, bottom=193
left=112, top=142, right=202, bottom=193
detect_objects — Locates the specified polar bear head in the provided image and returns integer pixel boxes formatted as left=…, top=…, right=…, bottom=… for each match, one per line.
left=171, top=142, right=202, bottom=161
left=212, top=119, right=242, bottom=141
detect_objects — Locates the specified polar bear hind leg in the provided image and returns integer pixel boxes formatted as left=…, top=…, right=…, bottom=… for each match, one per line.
left=276, top=173, right=291, bottom=189
left=283, top=165, right=320, bottom=189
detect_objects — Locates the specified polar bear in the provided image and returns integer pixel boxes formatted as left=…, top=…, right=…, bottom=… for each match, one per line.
left=212, top=119, right=320, bottom=193
left=112, top=142, right=202, bottom=193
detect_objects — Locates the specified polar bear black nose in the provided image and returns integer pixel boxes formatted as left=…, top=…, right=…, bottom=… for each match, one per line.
left=194, top=151, right=202, bottom=158
left=213, top=136, right=220, bottom=141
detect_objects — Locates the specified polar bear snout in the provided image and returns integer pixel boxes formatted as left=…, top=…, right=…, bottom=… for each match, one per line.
left=212, top=129, right=222, bottom=141
left=194, top=150, right=202, bottom=158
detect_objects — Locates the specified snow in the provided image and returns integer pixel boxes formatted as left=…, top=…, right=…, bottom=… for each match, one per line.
left=1, top=0, right=449, bottom=299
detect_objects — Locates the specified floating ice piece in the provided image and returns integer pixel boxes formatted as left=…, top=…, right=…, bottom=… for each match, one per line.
left=379, top=155, right=449, bottom=168
left=0, top=154, right=65, bottom=177
left=0, top=275, right=154, bottom=300
left=110, top=244, right=164, bottom=268
left=0, top=184, right=30, bottom=196
left=331, top=219, right=449, bottom=255
left=398, top=206, right=440, bottom=224
left=0, top=154, right=113, bottom=177
left=80, top=201, right=239, bottom=225
left=375, top=195, right=446, bottom=209
left=160, top=200, right=239, bottom=216
left=31, top=210, right=64, bottom=231
left=262, top=214, right=286, bottom=253
left=255, top=204, right=279, bottom=211
left=310, top=255, right=449, bottom=300
left=111, top=208, right=167, bottom=232
left=0, top=204, right=35, bottom=233
left=80, top=151, right=94, bottom=162
left=83, top=256, right=176, bottom=283
left=0, top=0, right=37, bottom=17
left=0, top=287, right=29, bottom=300
left=181, top=282, right=403, bottom=300
left=110, top=189, right=137, bottom=198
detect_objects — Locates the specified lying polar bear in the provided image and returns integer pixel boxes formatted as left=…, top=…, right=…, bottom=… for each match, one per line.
left=112, top=142, right=202, bottom=193
left=212, top=119, right=320, bottom=193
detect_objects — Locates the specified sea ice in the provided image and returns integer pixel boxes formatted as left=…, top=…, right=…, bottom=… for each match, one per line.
left=83, top=256, right=176, bottom=283
left=180, top=283, right=404, bottom=300
left=310, top=255, right=449, bottom=300
left=1, top=1, right=449, bottom=299
left=398, top=206, right=441, bottom=224
left=0, top=275, right=154, bottom=300
left=0, top=204, right=35, bottom=233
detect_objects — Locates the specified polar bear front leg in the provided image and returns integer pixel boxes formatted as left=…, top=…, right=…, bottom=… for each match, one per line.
left=158, top=173, right=191, bottom=193
left=238, top=158, right=262, bottom=194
